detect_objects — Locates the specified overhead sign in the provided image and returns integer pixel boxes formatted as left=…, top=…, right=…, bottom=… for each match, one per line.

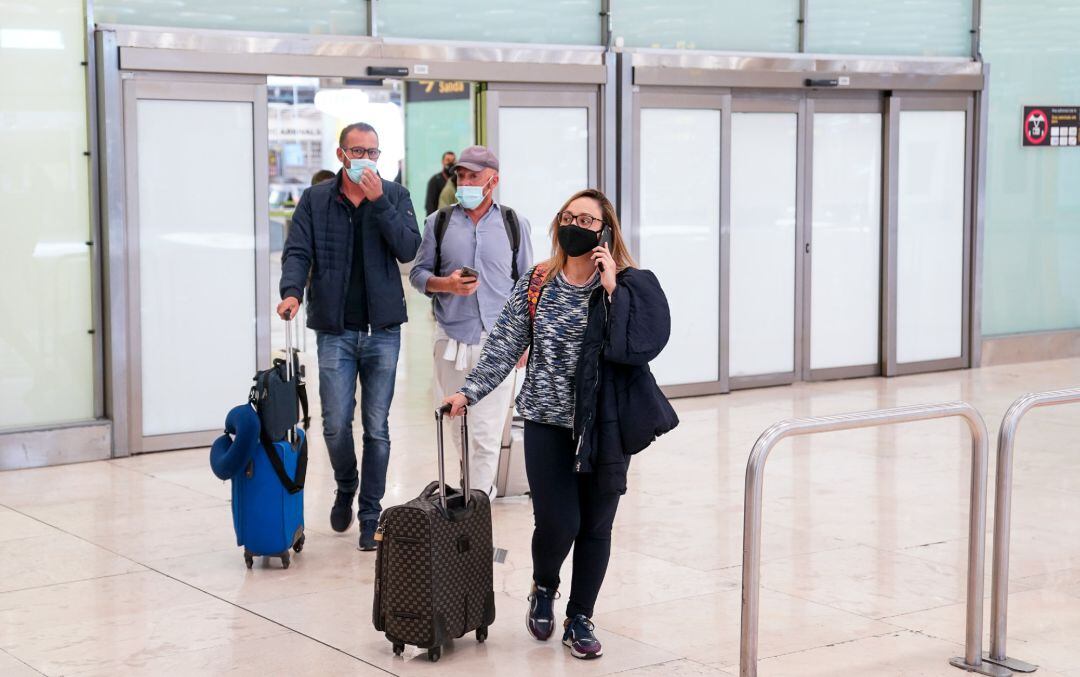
left=406, top=80, right=470, bottom=103
left=1023, top=106, right=1078, bottom=147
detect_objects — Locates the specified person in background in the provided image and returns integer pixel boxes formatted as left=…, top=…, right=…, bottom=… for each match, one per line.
left=442, top=189, right=678, bottom=661
left=277, top=122, right=421, bottom=552
left=409, top=145, right=532, bottom=501
left=425, top=150, right=456, bottom=215
left=311, top=169, right=336, bottom=185
left=438, top=171, right=458, bottom=210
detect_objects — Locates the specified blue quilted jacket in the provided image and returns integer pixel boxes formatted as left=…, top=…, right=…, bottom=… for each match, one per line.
left=280, top=172, right=421, bottom=333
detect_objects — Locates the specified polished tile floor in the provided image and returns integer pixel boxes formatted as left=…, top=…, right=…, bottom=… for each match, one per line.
left=3, top=303, right=1080, bottom=675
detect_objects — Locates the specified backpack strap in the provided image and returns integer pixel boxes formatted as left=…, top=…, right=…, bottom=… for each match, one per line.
left=499, top=205, right=522, bottom=282
left=432, top=206, right=454, bottom=277
left=258, top=427, right=308, bottom=494
left=527, top=264, right=548, bottom=326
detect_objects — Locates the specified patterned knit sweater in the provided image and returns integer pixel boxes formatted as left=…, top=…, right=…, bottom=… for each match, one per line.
left=460, top=266, right=600, bottom=429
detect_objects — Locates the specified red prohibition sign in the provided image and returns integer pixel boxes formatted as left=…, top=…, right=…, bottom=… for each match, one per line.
left=1025, top=108, right=1048, bottom=145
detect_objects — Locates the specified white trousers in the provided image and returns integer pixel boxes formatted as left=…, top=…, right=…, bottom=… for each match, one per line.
left=433, top=332, right=516, bottom=500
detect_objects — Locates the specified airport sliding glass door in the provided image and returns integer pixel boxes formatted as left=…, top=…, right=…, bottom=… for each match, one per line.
left=121, top=77, right=270, bottom=453
left=633, top=89, right=973, bottom=393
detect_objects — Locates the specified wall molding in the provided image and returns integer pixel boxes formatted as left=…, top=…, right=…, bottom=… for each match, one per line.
left=980, top=329, right=1080, bottom=367
left=0, top=421, right=112, bottom=471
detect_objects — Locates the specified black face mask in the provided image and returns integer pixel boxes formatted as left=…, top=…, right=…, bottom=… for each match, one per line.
left=558, top=224, right=600, bottom=258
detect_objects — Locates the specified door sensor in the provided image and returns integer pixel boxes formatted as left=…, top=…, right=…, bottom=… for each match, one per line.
left=367, top=66, right=409, bottom=77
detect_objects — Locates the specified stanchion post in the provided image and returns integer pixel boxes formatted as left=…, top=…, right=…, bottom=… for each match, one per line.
left=739, top=402, right=1010, bottom=677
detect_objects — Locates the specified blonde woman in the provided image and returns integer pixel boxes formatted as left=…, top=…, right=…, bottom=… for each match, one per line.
left=443, top=188, right=678, bottom=660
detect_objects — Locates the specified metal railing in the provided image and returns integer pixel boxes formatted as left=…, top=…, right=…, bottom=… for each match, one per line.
left=984, top=387, right=1080, bottom=674
left=739, top=402, right=1011, bottom=677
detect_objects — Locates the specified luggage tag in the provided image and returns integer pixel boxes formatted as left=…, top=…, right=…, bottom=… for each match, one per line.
left=492, top=547, right=508, bottom=564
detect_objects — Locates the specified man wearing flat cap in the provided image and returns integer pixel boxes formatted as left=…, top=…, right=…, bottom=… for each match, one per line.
left=409, top=145, right=533, bottom=500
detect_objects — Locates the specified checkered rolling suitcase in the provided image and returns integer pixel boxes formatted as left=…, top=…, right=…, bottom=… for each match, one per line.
left=372, top=405, right=496, bottom=662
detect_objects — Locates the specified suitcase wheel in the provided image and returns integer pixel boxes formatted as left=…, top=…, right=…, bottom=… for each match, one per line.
left=392, top=642, right=404, bottom=657
left=293, top=534, right=306, bottom=553
left=281, top=551, right=291, bottom=569
left=244, top=552, right=254, bottom=569
left=476, top=626, right=488, bottom=643
left=427, top=646, right=441, bottom=662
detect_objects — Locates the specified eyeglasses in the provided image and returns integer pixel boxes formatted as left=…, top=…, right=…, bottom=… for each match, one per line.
left=558, top=211, right=604, bottom=230
left=341, top=146, right=382, bottom=160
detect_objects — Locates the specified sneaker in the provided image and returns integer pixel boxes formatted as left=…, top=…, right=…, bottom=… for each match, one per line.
left=358, top=519, right=379, bottom=551
left=329, top=491, right=355, bottom=533
left=562, top=614, right=603, bottom=659
left=526, top=583, right=559, bottom=641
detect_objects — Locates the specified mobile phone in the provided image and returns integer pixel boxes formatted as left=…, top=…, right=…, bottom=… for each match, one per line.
left=597, top=228, right=613, bottom=272
left=460, top=266, right=479, bottom=279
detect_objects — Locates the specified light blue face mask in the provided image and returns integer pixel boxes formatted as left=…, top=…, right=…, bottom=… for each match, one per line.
left=455, top=177, right=493, bottom=209
left=344, top=158, right=378, bottom=184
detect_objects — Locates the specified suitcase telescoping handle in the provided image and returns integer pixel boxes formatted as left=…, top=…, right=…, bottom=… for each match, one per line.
left=435, top=403, right=470, bottom=511
left=283, top=308, right=294, bottom=383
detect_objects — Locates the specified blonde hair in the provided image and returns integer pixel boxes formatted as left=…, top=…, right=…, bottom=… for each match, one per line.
left=540, top=189, right=636, bottom=285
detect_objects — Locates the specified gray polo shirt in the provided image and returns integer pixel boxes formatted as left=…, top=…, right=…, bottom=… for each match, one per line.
left=409, top=202, right=533, bottom=345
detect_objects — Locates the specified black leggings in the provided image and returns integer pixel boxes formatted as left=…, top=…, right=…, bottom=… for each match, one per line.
left=524, top=420, right=621, bottom=619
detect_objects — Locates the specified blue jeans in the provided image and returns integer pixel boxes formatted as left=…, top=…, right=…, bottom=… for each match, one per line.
left=316, top=326, right=401, bottom=522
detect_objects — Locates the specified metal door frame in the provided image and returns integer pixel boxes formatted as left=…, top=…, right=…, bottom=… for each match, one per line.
left=728, top=94, right=805, bottom=391
left=120, top=75, right=270, bottom=453
left=631, top=88, right=731, bottom=397
left=882, top=93, right=976, bottom=376
left=802, top=93, right=886, bottom=382
left=481, top=83, right=601, bottom=210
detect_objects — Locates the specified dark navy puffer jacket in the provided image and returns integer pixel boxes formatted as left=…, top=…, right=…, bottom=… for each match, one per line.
left=574, top=267, right=680, bottom=494
left=280, top=172, right=421, bottom=333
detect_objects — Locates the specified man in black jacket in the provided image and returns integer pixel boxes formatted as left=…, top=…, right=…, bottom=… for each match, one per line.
left=424, top=150, right=456, bottom=216
left=277, top=122, right=421, bottom=550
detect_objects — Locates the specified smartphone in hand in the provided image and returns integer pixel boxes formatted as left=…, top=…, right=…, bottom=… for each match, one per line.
left=460, top=266, right=479, bottom=279
left=597, top=227, right=613, bottom=272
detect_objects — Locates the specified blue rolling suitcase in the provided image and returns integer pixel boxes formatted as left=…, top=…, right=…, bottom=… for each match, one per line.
left=211, top=314, right=309, bottom=569
left=234, top=426, right=306, bottom=569
left=211, top=404, right=307, bottom=569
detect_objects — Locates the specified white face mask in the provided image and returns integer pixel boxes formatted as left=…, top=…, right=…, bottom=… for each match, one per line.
left=455, top=176, right=494, bottom=209
left=342, top=152, right=377, bottom=183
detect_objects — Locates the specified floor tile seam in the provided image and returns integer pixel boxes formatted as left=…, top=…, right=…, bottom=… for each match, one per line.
left=237, top=582, right=380, bottom=611
left=104, top=460, right=233, bottom=503
left=754, top=582, right=943, bottom=623
left=603, top=657, right=717, bottom=675
left=0, top=504, right=370, bottom=656
left=57, top=624, right=302, bottom=676
left=0, top=570, right=150, bottom=598
left=134, top=561, right=396, bottom=676
left=0, top=646, right=47, bottom=676
left=588, top=580, right=746, bottom=617
left=0, top=504, right=157, bottom=567
left=711, top=625, right=956, bottom=672
left=4, top=493, right=287, bottom=570
left=758, top=627, right=928, bottom=663
left=874, top=621, right=974, bottom=655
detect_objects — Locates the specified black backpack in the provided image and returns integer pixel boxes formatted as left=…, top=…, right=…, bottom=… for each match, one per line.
left=433, top=205, right=522, bottom=282
left=249, top=350, right=310, bottom=493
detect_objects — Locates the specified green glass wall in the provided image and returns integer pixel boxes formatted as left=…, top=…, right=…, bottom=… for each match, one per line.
left=404, top=96, right=473, bottom=224
left=1, top=0, right=96, bottom=429
left=615, top=0, right=799, bottom=52
left=981, top=0, right=1080, bottom=335
left=805, top=0, right=971, bottom=57
left=93, top=0, right=367, bottom=35
left=378, top=1, right=599, bottom=45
